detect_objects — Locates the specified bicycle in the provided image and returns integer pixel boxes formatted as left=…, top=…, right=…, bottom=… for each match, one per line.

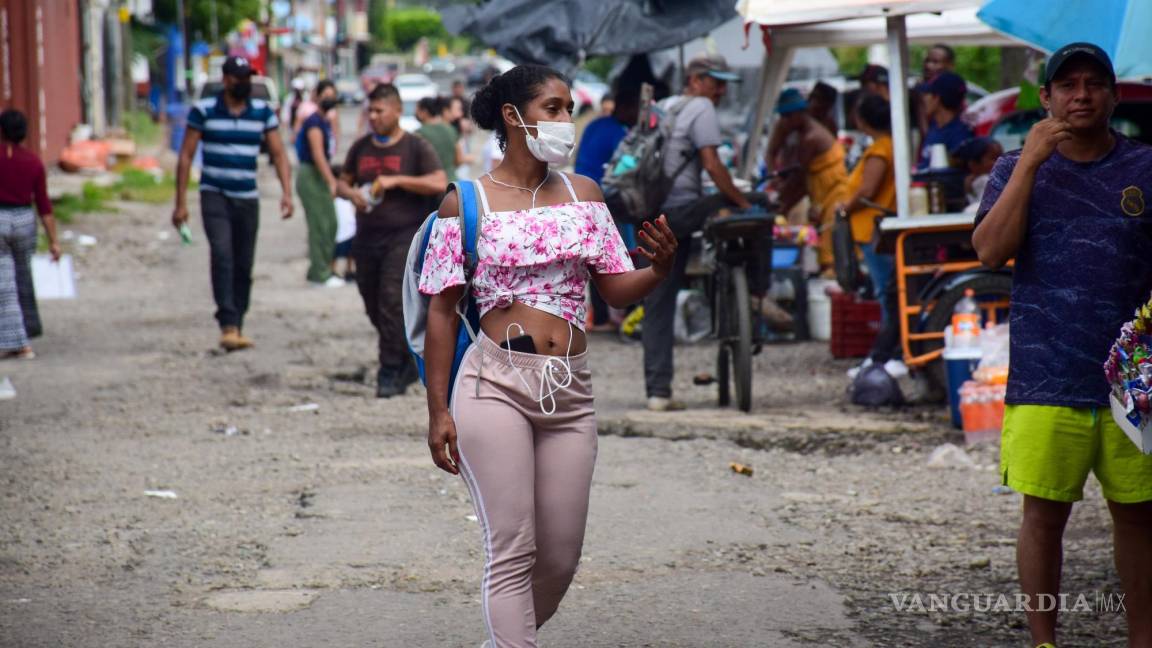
left=702, top=206, right=776, bottom=412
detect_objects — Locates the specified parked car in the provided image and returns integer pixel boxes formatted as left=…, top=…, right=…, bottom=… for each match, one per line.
left=360, top=64, right=398, bottom=94
left=395, top=74, right=438, bottom=133
left=423, top=58, right=457, bottom=76
left=965, top=80, right=1152, bottom=150
left=572, top=69, right=610, bottom=114
left=334, top=77, right=365, bottom=104
left=192, top=75, right=280, bottom=114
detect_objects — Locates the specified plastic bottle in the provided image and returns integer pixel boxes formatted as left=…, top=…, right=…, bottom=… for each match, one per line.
left=951, top=288, right=981, bottom=348
left=909, top=182, right=929, bottom=216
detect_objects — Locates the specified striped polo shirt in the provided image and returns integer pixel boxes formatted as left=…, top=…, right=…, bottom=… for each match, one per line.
left=187, top=94, right=279, bottom=199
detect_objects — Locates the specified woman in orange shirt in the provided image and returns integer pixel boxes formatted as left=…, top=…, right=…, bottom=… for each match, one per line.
left=842, top=94, right=897, bottom=310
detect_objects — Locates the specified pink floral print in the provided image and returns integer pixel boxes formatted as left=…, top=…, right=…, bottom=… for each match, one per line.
left=418, top=201, right=634, bottom=329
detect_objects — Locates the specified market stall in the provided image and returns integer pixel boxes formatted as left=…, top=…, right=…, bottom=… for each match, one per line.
left=736, top=0, right=1021, bottom=419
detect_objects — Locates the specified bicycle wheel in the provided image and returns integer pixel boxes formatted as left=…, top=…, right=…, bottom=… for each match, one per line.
left=713, top=264, right=731, bottom=407
left=717, top=344, right=731, bottom=407
left=730, top=266, right=753, bottom=412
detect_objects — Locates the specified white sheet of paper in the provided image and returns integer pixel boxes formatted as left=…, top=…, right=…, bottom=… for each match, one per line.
left=31, top=254, right=76, bottom=299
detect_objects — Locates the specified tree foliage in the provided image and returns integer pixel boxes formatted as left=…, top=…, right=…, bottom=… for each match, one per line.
left=153, top=0, right=262, bottom=43
left=831, top=45, right=1006, bottom=92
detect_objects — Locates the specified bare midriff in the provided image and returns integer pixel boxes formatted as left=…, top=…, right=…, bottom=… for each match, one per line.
left=480, top=302, right=587, bottom=356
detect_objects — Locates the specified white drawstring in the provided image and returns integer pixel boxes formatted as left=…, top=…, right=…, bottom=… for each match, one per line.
left=504, top=322, right=574, bottom=416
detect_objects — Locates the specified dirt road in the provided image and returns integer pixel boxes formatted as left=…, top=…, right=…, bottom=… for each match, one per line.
left=0, top=175, right=1129, bottom=647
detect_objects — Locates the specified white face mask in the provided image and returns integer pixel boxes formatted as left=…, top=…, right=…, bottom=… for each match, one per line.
left=512, top=106, right=575, bottom=165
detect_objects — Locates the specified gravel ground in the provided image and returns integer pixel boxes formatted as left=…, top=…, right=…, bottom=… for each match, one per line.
left=0, top=171, right=1131, bottom=647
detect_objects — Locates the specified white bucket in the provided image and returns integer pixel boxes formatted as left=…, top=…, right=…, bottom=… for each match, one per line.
left=807, top=279, right=836, bottom=341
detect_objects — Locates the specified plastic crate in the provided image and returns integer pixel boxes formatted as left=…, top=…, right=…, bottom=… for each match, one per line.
left=830, top=292, right=882, bottom=358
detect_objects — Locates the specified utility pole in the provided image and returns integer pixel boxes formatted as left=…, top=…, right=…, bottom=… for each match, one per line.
left=209, top=0, right=219, bottom=45
left=175, top=0, right=192, bottom=96
left=121, top=2, right=134, bottom=120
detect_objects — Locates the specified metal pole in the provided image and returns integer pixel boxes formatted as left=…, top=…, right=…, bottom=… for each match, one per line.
left=176, top=0, right=192, bottom=96
left=739, top=45, right=794, bottom=180
left=886, top=15, right=911, bottom=219
left=210, top=0, right=219, bottom=46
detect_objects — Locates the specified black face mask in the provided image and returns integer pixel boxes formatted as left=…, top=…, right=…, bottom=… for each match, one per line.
left=229, top=81, right=252, bottom=100
left=319, top=98, right=339, bottom=113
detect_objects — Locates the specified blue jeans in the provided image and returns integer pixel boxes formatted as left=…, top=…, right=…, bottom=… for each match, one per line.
left=860, top=243, right=895, bottom=326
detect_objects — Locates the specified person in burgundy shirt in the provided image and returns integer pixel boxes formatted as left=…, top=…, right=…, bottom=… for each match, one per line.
left=0, top=109, right=60, bottom=360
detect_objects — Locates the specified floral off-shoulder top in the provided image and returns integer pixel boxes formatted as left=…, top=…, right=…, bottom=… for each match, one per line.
left=418, top=174, right=634, bottom=330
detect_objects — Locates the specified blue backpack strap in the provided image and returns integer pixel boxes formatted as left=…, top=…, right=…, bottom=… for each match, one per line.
left=452, top=180, right=481, bottom=278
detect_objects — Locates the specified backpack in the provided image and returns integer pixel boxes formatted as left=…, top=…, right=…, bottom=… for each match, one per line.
left=403, top=180, right=482, bottom=399
left=602, top=97, right=699, bottom=225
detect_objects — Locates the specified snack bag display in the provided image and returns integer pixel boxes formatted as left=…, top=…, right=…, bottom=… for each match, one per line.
left=1104, top=293, right=1152, bottom=453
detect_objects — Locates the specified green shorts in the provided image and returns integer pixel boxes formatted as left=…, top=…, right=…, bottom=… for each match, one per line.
left=1001, top=404, right=1152, bottom=503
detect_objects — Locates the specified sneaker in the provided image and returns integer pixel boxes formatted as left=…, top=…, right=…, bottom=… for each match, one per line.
left=646, top=396, right=686, bottom=412
left=883, top=359, right=909, bottom=379
left=846, top=357, right=873, bottom=380
left=2, top=347, right=35, bottom=360
left=323, top=275, right=346, bottom=288
left=376, top=367, right=408, bottom=398
left=480, top=642, right=492, bottom=648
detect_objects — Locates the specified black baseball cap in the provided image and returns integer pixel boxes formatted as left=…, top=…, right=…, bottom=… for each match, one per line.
left=853, top=64, right=889, bottom=85
left=1045, top=42, right=1115, bottom=85
left=222, top=56, right=253, bottom=78
left=925, top=71, right=967, bottom=105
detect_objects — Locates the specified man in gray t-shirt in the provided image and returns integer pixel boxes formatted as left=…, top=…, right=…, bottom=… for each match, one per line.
left=643, top=54, right=758, bottom=412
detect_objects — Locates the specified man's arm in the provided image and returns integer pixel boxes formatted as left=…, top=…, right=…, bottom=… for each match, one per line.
left=972, top=118, right=1071, bottom=269
left=264, top=129, right=294, bottom=219
left=171, top=127, right=202, bottom=229
left=374, top=170, right=449, bottom=197
left=699, top=145, right=752, bottom=210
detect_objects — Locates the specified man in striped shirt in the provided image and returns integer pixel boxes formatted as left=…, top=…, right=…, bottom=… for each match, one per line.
left=172, top=56, right=294, bottom=351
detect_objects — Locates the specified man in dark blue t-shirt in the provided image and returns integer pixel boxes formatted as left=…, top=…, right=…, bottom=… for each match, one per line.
left=973, top=43, right=1152, bottom=647
left=917, top=71, right=974, bottom=170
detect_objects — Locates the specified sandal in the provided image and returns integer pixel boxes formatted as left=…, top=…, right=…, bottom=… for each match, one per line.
left=2, top=347, right=35, bottom=360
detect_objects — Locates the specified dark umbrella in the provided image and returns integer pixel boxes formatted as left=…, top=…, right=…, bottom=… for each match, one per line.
left=441, top=0, right=738, bottom=74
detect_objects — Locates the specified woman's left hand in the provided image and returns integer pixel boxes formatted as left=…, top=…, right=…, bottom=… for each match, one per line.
left=638, top=215, right=678, bottom=279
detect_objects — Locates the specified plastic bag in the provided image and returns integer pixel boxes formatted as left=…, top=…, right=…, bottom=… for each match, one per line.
left=674, top=289, right=711, bottom=344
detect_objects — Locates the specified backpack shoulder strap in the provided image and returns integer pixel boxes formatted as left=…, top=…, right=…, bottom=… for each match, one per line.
left=450, top=180, right=481, bottom=277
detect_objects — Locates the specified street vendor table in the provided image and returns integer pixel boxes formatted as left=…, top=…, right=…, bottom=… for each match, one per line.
left=876, top=212, right=1011, bottom=375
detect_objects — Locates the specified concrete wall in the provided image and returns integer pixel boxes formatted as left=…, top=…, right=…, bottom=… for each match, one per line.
left=0, top=0, right=83, bottom=165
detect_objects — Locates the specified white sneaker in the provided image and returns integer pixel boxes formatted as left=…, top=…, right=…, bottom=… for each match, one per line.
left=846, top=357, right=873, bottom=380
left=322, top=275, right=346, bottom=288
left=883, top=359, right=909, bottom=378
left=480, top=641, right=492, bottom=648
left=646, top=396, right=686, bottom=412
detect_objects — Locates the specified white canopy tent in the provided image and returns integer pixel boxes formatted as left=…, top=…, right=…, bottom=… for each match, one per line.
left=736, top=0, right=1017, bottom=220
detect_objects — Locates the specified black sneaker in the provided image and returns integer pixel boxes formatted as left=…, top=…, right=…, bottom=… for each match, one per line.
left=376, top=368, right=400, bottom=399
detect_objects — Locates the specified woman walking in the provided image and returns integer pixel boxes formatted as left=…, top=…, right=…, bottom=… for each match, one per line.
left=0, top=109, right=60, bottom=359
left=295, top=80, right=344, bottom=286
left=419, top=65, right=677, bottom=647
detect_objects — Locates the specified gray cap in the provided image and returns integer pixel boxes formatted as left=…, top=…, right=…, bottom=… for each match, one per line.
left=685, top=53, right=740, bottom=82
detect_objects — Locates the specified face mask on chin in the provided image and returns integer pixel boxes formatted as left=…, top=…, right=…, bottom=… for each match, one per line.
left=512, top=106, right=575, bottom=165
left=229, top=81, right=252, bottom=100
